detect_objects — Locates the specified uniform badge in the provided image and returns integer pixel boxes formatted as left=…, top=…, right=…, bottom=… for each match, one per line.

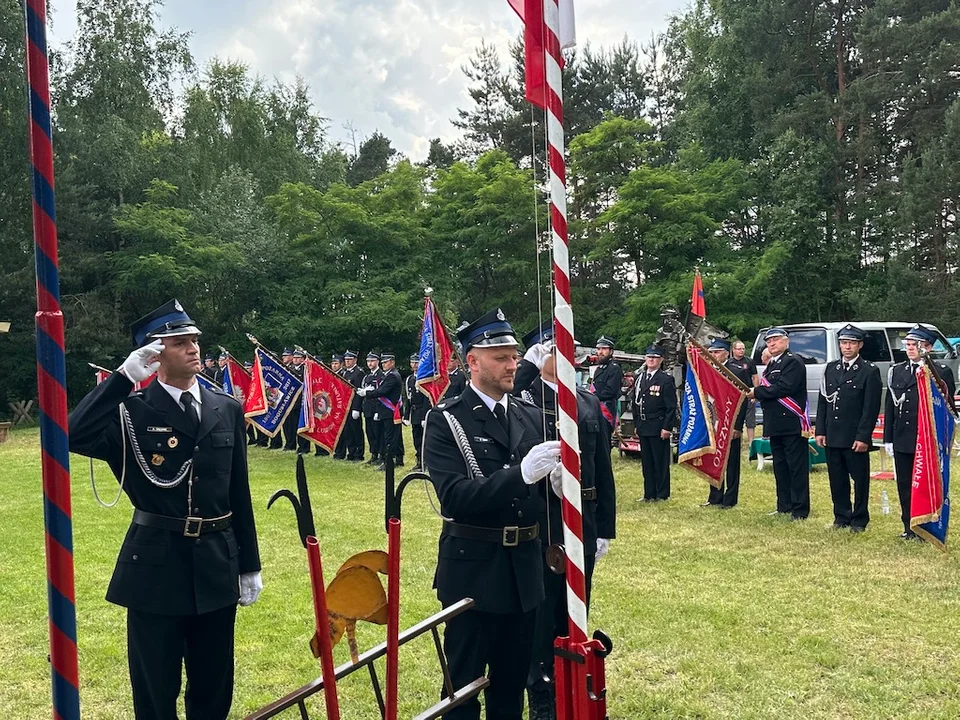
left=496, top=308, right=505, bottom=321
left=151, top=454, right=165, bottom=467
left=174, top=299, right=183, bottom=312
left=168, top=436, right=179, bottom=449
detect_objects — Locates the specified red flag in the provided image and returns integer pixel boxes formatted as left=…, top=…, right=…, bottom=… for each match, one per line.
left=415, top=296, right=456, bottom=406
left=224, top=356, right=252, bottom=405
left=509, top=0, right=547, bottom=109
left=298, top=358, right=353, bottom=452
left=91, top=364, right=154, bottom=390
left=244, top=352, right=268, bottom=419
left=691, top=269, right=705, bottom=317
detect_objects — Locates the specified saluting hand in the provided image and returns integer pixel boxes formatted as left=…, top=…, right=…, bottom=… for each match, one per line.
left=120, top=340, right=164, bottom=383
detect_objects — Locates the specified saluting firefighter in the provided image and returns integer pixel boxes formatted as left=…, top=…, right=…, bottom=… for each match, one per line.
left=634, top=344, right=677, bottom=502
left=341, top=350, right=366, bottom=461
left=591, top=335, right=623, bottom=435
left=884, top=325, right=957, bottom=540
left=814, top=324, right=882, bottom=533
left=360, top=351, right=404, bottom=470
left=68, top=300, right=262, bottom=720
left=423, top=308, right=560, bottom=720
left=404, top=353, right=429, bottom=470
left=360, top=351, right=385, bottom=465
left=515, top=322, right=617, bottom=720
left=702, top=339, right=750, bottom=509
left=747, top=327, right=810, bottom=520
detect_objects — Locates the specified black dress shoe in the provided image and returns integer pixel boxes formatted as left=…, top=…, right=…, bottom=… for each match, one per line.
left=826, top=522, right=849, bottom=530
left=850, top=526, right=866, bottom=534
left=790, top=515, right=807, bottom=522
left=719, top=504, right=734, bottom=510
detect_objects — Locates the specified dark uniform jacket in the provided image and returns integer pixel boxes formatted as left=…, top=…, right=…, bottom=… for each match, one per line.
left=632, top=368, right=677, bottom=437
left=68, top=372, right=261, bottom=616
left=443, top=368, right=467, bottom=400
left=362, top=368, right=384, bottom=419
left=404, top=373, right=430, bottom=425
left=342, top=365, right=365, bottom=412
left=754, top=352, right=807, bottom=436
left=423, top=385, right=546, bottom=614
left=884, top=360, right=956, bottom=453
left=814, top=356, right=882, bottom=448
left=367, top=368, right=403, bottom=417
left=591, top=359, right=623, bottom=420
left=724, top=358, right=753, bottom=432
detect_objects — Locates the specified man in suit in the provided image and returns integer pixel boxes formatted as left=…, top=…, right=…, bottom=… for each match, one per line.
left=591, top=335, right=623, bottom=435
left=423, top=308, right=559, bottom=720
left=404, top=353, right=430, bottom=470
left=68, top=300, right=262, bottom=720
left=359, top=351, right=404, bottom=470
left=815, top=324, right=882, bottom=533
left=341, top=350, right=366, bottom=461
left=884, top=324, right=957, bottom=539
left=514, top=322, right=617, bottom=720
left=362, top=351, right=384, bottom=465
left=702, top=339, right=751, bottom=509
left=748, top=327, right=810, bottom=520
left=634, top=345, right=677, bottom=501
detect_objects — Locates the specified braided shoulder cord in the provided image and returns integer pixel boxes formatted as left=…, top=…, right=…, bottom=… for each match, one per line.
left=119, top=404, right=193, bottom=488
left=441, top=411, right=485, bottom=482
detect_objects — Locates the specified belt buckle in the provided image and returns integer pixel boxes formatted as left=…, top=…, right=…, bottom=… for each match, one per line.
left=502, top=525, right=520, bottom=547
left=183, top=516, right=203, bottom=538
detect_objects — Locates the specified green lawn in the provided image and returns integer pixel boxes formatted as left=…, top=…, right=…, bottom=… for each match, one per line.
left=3, top=426, right=960, bottom=719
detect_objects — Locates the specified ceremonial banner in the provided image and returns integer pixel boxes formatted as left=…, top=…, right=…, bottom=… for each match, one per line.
left=196, top=373, right=217, bottom=392
left=911, top=366, right=955, bottom=550
left=691, top=269, right=705, bottom=317
left=222, top=356, right=252, bottom=405
left=678, top=343, right=747, bottom=488
left=416, top=297, right=455, bottom=406
left=298, top=358, right=353, bottom=452
left=244, top=347, right=302, bottom=437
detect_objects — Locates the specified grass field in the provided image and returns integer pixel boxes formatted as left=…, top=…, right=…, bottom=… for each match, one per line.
left=4, top=426, right=960, bottom=719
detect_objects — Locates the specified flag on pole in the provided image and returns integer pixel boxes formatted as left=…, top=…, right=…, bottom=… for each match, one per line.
left=678, top=343, right=748, bottom=488
left=298, top=357, right=353, bottom=452
left=911, top=365, right=955, bottom=550
left=691, top=268, right=705, bottom=318
left=222, top=355, right=252, bottom=405
left=508, top=0, right=576, bottom=109
left=196, top=373, right=217, bottom=392
left=244, top=346, right=303, bottom=437
left=416, top=296, right=456, bottom=406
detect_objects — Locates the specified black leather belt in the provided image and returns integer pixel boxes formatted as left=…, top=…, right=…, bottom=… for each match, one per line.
left=443, top=521, right=539, bottom=547
left=582, top=487, right=597, bottom=501
left=133, top=509, right=232, bottom=538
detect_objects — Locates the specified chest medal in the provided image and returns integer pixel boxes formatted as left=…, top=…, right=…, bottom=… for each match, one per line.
left=151, top=454, right=165, bottom=467
left=167, top=436, right=179, bottom=449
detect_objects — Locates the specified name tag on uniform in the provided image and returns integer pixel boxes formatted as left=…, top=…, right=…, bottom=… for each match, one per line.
left=473, top=436, right=493, bottom=443
left=147, top=426, right=173, bottom=433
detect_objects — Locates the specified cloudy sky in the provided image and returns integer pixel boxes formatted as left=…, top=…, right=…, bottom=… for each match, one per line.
left=48, top=0, right=687, bottom=160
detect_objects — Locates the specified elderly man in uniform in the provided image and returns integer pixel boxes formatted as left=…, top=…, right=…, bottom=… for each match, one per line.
left=701, top=339, right=750, bottom=509
left=591, top=336, right=622, bottom=434
left=634, top=345, right=677, bottom=502
left=884, top=324, right=957, bottom=540
left=423, top=308, right=560, bottom=720
left=404, top=353, right=430, bottom=470
left=514, top=321, right=616, bottom=720
left=747, top=327, right=810, bottom=520
left=68, top=300, right=262, bottom=720
left=814, top=324, right=882, bottom=533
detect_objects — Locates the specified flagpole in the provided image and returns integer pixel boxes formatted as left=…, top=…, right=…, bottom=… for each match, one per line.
left=543, top=0, right=587, bottom=646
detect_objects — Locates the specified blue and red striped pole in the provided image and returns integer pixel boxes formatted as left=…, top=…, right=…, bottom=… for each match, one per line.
left=23, top=1, right=80, bottom=718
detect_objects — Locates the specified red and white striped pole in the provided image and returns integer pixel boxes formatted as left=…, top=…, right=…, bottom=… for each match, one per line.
left=543, top=0, right=587, bottom=645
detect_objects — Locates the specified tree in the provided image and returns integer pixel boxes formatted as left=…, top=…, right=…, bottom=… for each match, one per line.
left=346, top=132, right=398, bottom=187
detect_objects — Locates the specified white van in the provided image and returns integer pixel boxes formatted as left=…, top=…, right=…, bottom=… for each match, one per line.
left=749, top=322, right=959, bottom=421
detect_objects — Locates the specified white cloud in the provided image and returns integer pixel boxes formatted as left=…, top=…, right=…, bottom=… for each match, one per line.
left=50, top=0, right=688, bottom=159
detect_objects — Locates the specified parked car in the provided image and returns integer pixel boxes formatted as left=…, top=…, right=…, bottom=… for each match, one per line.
left=749, top=322, right=959, bottom=424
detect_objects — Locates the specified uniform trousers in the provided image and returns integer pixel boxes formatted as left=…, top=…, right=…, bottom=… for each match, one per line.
left=412, top=421, right=425, bottom=466
left=894, top=451, right=916, bottom=534
left=442, top=606, right=536, bottom=720
left=769, top=434, right=810, bottom=518
left=127, top=603, right=236, bottom=720
left=365, top=414, right=383, bottom=458
left=283, top=402, right=300, bottom=451
left=343, top=416, right=364, bottom=460
left=825, top=447, right=871, bottom=528
left=639, top=435, right=671, bottom=500
left=707, top=437, right=742, bottom=507
left=380, top=418, right=401, bottom=463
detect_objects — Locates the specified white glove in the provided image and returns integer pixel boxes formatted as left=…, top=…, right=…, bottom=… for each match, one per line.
left=523, top=343, right=552, bottom=370
left=596, top=538, right=611, bottom=561
left=351, top=410, right=361, bottom=420
left=373, top=413, right=380, bottom=421
left=356, top=386, right=370, bottom=397
left=239, top=571, right=263, bottom=606
left=884, top=442, right=894, bottom=458
left=120, top=340, right=164, bottom=383
left=421, top=420, right=426, bottom=428
left=549, top=464, right=563, bottom=498
left=402, top=419, right=411, bottom=427
left=521, top=440, right=561, bottom=485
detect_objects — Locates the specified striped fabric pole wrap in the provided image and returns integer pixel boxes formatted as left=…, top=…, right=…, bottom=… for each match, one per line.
left=543, top=0, right=587, bottom=644
left=23, top=1, right=80, bottom=718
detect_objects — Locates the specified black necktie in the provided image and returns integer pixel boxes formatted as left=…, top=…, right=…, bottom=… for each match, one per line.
left=493, top=403, right=509, bottom=435
left=181, top=392, right=200, bottom=435
left=911, top=363, right=919, bottom=374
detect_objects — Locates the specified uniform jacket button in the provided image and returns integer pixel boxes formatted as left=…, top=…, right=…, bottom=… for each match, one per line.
left=132, top=554, right=139, bottom=561
left=518, top=511, right=524, bottom=518
left=194, top=446, right=200, bottom=452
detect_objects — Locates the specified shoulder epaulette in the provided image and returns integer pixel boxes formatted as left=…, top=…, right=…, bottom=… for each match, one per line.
left=436, top=395, right=461, bottom=412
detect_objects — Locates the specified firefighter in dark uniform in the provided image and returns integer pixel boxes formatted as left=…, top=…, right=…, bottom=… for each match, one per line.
left=748, top=327, right=810, bottom=520
left=340, top=350, right=366, bottom=461
left=288, top=349, right=311, bottom=454
left=423, top=308, right=559, bottom=720
left=513, top=322, right=617, bottom=720
left=444, top=356, right=468, bottom=399
left=884, top=324, right=957, bottom=539
left=814, top=324, right=882, bottom=532
left=67, top=300, right=262, bottom=720
left=269, top=348, right=294, bottom=449
left=702, top=339, right=751, bottom=509
left=330, top=354, right=349, bottom=459
left=213, top=353, right=228, bottom=387
left=360, top=351, right=403, bottom=470
left=361, top=351, right=385, bottom=464
left=633, top=345, right=677, bottom=501
left=404, top=353, right=430, bottom=470
left=591, top=335, right=622, bottom=435
left=202, top=354, right=217, bottom=380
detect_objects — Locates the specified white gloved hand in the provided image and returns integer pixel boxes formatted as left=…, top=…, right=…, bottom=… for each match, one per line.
left=373, top=413, right=380, bottom=421
left=421, top=420, right=426, bottom=428
left=521, top=440, right=561, bottom=485
left=356, top=386, right=370, bottom=397
left=239, top=571, right=263, bottom=606
left=120, top=340, right=164, bottom=383
left=884, top=442, right=894, bottom=458
left=351, top=410, right=361, bottom=420
left=596, top=538, right=611, bottom=561
left=402, top=419, right=411, bottom=427
left=549, top=463, right=564, bottom=498
left=523, top=343, right=552, bottom=370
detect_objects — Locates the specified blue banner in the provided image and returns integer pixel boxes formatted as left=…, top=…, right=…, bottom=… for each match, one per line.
left=678, top=363, right=713, bottom=462
left=250, top=347, right=303, bottom=437
left=914, top=375, right=955, bottom=548
left=196, top=373, right=217, bottom=392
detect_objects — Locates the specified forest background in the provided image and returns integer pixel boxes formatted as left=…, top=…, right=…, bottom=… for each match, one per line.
left=1, top=0, right=958, bottom=413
